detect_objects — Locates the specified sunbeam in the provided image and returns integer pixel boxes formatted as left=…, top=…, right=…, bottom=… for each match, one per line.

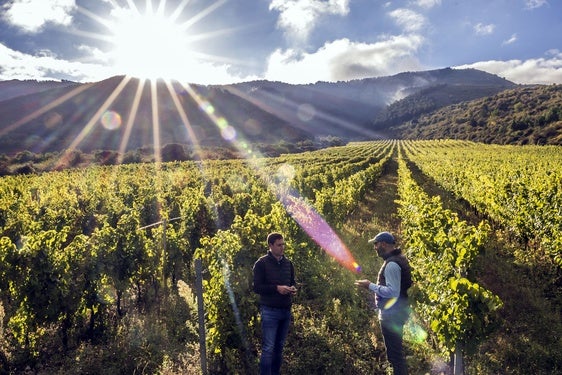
left=117, top=78, right=146, bottom=164
left=150, top=80, right=162, bottom=163
left=163, top=80, right=205, bottom=160
left=0, top=84, right=91, bottom=140
left=55, top=76, right=132, bottom=168
left=224, top=85, right=375, bottom=138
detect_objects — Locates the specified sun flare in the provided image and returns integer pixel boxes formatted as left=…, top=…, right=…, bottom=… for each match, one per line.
left=107, top=2, right=196, bottom=81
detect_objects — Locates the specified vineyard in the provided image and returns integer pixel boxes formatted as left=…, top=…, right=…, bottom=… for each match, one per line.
left=0, top=140, right=560, bottom=374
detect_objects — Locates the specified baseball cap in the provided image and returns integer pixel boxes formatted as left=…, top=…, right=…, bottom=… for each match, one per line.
left=368, top=231, right=395, bottom=244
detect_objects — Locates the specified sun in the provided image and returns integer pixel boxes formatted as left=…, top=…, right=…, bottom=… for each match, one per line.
left=106, top=1, right=197, bottom=81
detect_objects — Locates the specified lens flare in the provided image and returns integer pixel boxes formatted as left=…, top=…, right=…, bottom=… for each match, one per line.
left=221, top=125, right=236, bottom=141
left=405, top=317, right=428, bottom=344
left=279, top=189, right=361, bottom=273
left=101, top=110, right=122, bottom=130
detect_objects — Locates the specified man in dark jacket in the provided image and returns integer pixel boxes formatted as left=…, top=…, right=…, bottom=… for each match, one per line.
left=253, top=232, right=296, bottom=375
left=355, top=231, right=412, bottom=375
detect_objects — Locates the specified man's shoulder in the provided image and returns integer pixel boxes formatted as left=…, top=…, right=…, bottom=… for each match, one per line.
left=385, top=261, right=401, bottom=269
left=254, top=254, right=293, bottom=266
left=384, top=258, right=410, bottom=273
left=386, top=254, right=410, bottom=265
left=254, top=253, right=272, bottom=266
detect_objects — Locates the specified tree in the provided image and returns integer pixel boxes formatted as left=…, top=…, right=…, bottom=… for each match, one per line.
left=162, top=143, right=188, bottom=162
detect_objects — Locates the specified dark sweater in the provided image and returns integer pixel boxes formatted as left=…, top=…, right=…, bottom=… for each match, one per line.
left=253, top=251, right=295, bottom=309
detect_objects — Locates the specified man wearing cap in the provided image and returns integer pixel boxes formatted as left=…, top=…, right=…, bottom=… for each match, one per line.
left=355, top=232, right=412, bottom=375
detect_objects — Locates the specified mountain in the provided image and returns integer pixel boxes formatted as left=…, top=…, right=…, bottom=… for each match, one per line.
left=0, top=68, right=517, bottom=156
left=0, top=77, right=306, bottom=155
left=226, top=67, right=516, bottom=139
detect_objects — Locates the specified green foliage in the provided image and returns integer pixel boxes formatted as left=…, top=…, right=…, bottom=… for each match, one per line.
left=396, top=153, right=502, bottom=353
left=404, top=140, right=562, bottom=269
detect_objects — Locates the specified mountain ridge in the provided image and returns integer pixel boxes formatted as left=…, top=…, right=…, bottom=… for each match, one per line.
left=0, top=68, right=520, bottom=156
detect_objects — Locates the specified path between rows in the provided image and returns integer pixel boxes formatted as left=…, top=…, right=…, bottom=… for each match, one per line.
left=341, top=156, right=401, bottom=277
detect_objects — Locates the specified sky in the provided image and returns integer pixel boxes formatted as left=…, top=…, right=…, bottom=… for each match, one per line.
left=0, top=0, right=561, bottom=85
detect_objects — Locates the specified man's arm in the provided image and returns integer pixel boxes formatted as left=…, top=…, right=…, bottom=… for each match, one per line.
left=253, top=260, right=277, bottom=295
left=368, top=262, right=401, bottom=298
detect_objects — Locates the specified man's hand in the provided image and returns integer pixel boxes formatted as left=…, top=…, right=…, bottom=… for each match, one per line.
left=277, top=285, right=297, bottom=295
left=355, top=279, right=371, bottom=289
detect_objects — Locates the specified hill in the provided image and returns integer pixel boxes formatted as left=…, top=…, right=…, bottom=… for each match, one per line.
left=0, top=68, right=516, bottom=156
left=371, top=83, right=515, bottom=129
left=0, top=79, right=79, bottom=102
left=393, top=84, right=562, bottom=145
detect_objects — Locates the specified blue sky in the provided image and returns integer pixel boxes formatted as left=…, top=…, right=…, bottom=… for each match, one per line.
left=0, top=0, right=561, bottom=85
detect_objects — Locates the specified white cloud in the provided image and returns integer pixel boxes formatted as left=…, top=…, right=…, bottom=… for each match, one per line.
left=2, top=0, right=76, bottom=33
left=388, top=8, right=426, bottom=33
left=524, top=0, right=548, bottom=9
left=77, top=44, right=110, bottom=64
left=269, top=0, right=350, bottom=43
left=502, top=34, right=518, bottom=45
left=414, top=0, right=442, bottom=9
left=473, top=22, right=495, bottom=36
left=265, top=35, right=424, bottom=83
left=0, top=43, right=112, bottom=81
left=455, top=53, right=562, bottom=84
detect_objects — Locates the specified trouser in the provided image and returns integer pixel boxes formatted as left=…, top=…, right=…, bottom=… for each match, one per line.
left=380, top=310, right=409, bottom=375
left=259, top=305, right=291, bottom=375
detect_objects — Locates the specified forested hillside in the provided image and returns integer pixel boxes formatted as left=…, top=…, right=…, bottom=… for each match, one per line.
left=394, top=84, right=562, bottom=145
left=0, top=140, right=560, bottom=374
left=371, top=83, right=515, bottom=130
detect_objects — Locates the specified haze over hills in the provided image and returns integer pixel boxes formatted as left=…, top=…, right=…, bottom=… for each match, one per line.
left=0, top=68, right=524, bottom=156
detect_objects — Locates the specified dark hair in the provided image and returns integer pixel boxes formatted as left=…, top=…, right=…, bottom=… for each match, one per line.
left=267, top=232, right=284, bottom=246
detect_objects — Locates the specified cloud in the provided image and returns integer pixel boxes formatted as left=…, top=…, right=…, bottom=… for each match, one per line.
left=388, top=8, right=426, bottom=33
left=0, top=43, right=112, bottom=81
left=473, top=23, right=495, bottom=36
left=502, top=33, right=518, bottom=45
left=413, top=0, right=442, bottom=9
left=524, top=0, right=548, bottom=9
left=2, top=0, right=76, bottom=33
left=455, top=52, right=562, bottom=84
left=265, top=35, right=424, bottom=83
left=269, top=0, right=350, bottom=43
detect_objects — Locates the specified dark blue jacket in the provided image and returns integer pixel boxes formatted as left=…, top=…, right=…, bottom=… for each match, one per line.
left=253, top=251, right=295, bottom=309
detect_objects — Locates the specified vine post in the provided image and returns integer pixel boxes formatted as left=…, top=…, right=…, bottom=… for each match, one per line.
left=195, top=258, right=207, bottom=375
left=454, top=342, right=463, bottom=375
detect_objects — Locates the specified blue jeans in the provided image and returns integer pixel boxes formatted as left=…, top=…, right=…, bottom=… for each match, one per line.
left=380, top=305, right=409, bottom=375
left=259, top=305, right=291, bottom=375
